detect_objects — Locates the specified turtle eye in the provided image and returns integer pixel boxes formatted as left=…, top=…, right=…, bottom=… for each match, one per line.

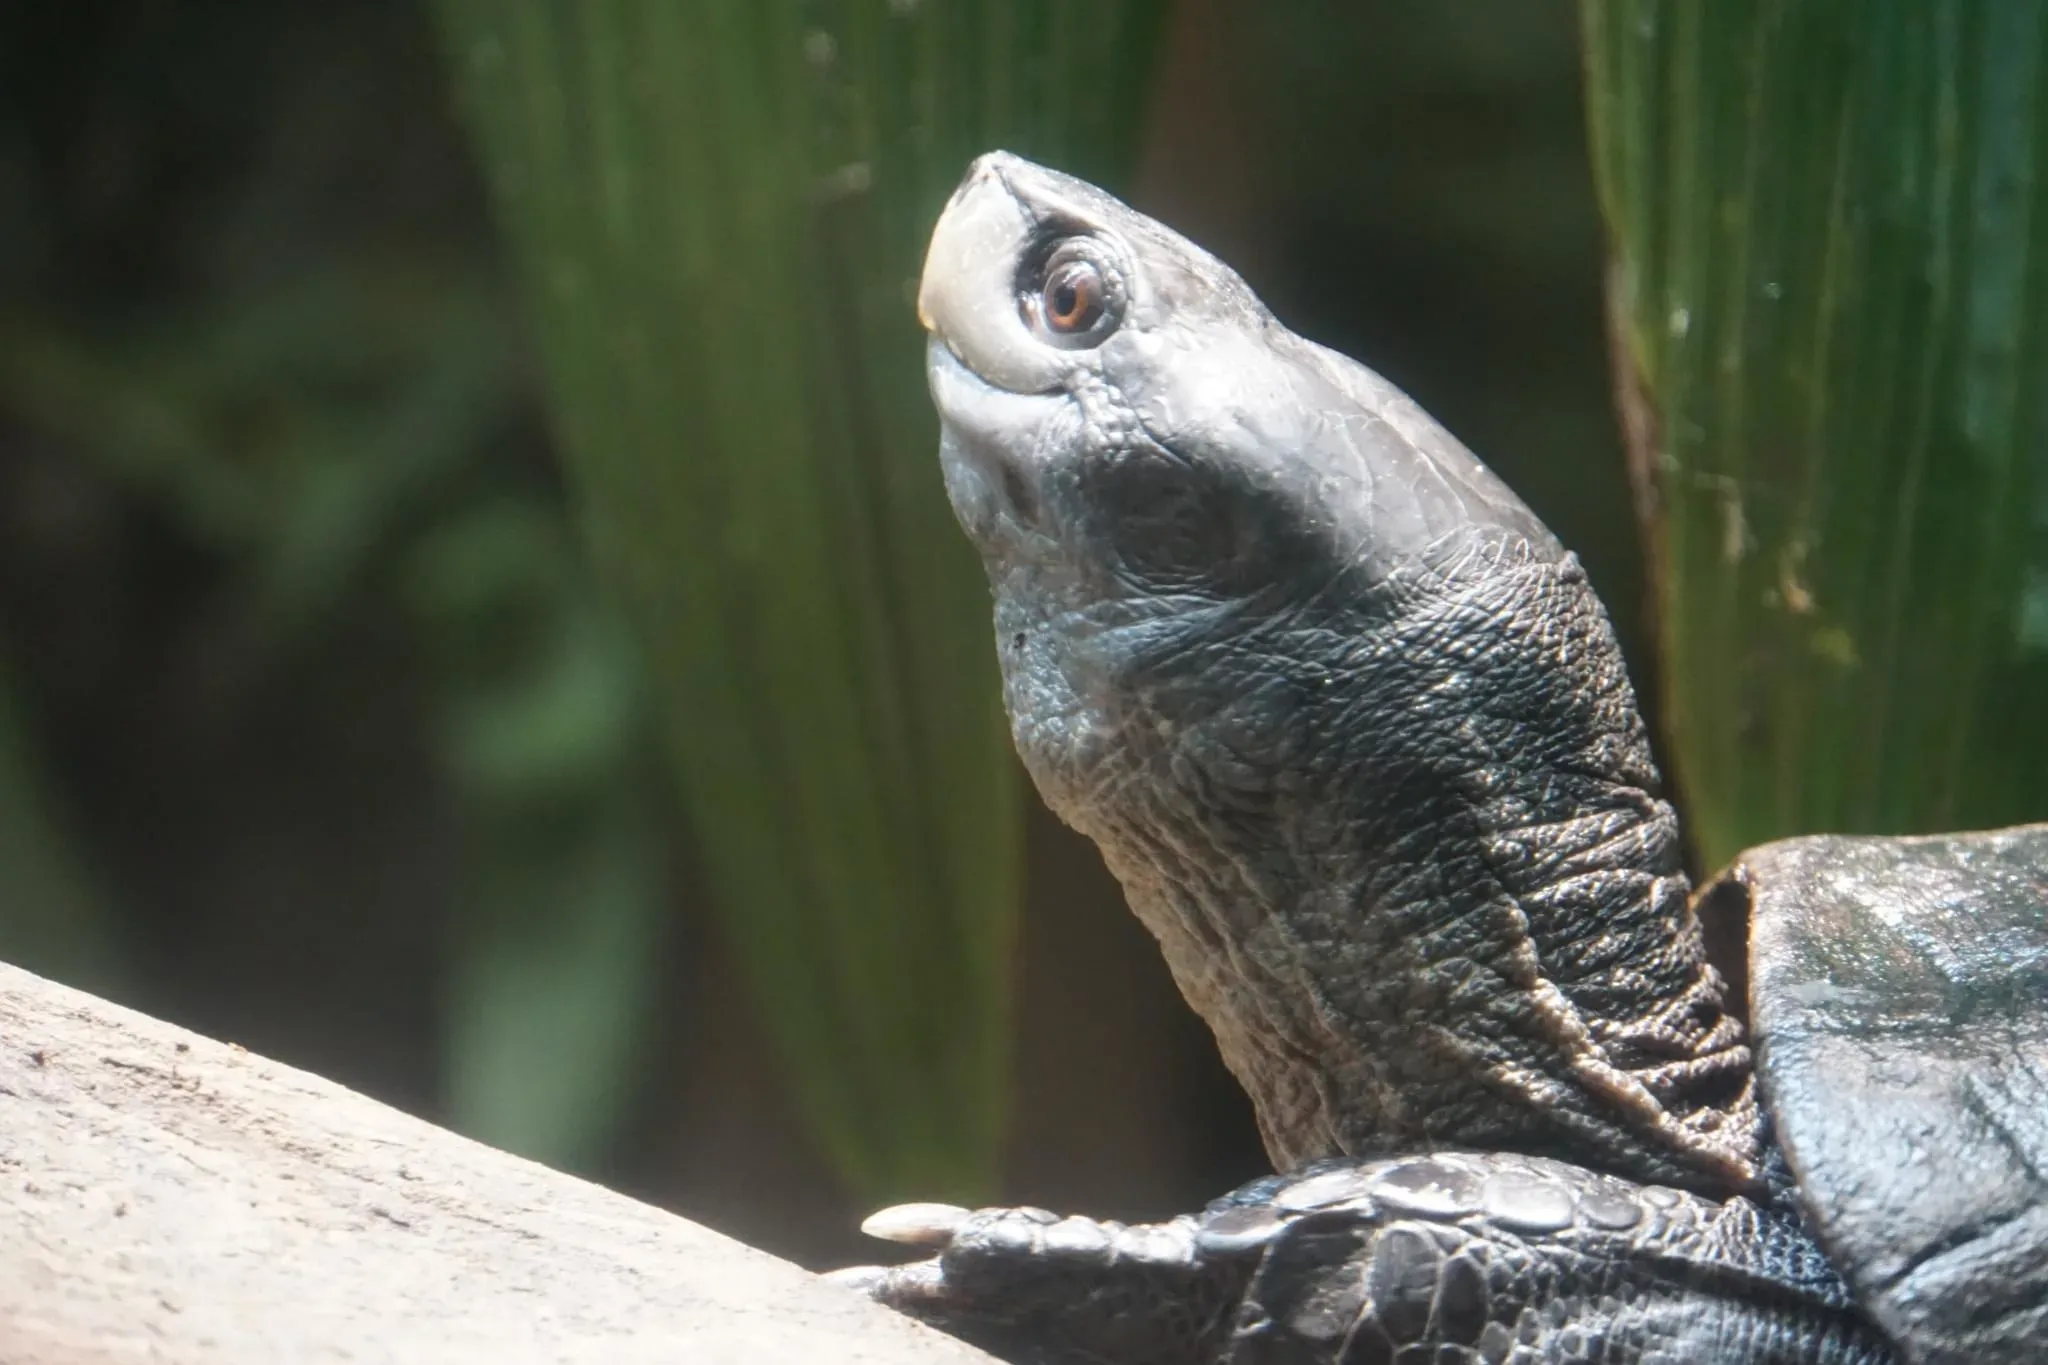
left=1042, top=259, right=1106, bottom=333
left=1023, top=238, right=1124, bottom=347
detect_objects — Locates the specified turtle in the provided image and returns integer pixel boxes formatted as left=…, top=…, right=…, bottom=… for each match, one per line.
left=828, top=152, right=2048, bottom=1365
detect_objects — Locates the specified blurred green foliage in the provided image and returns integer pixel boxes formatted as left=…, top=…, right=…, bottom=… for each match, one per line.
left=433, top=1, right=1167, bottom=1201
left=1585, top=0, right=2048, bottom=866
left=0, top=0, right=666, bottom=1169
left=0, top=657, right=120, bottom=994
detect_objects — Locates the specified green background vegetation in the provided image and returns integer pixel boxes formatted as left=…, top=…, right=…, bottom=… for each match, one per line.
left=1586, top=0, right=2048, bottom=867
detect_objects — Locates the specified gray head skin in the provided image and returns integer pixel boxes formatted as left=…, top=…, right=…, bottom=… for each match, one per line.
left=920, top=152, right=1761, bottom=1197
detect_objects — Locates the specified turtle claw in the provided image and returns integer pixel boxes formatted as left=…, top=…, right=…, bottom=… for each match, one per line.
left=833, top=1203, right=1245, bottom=1365
left=823, top=1256, right=953, bottom=1308
left=827, top=1251, right=951, bottom=1315
left=819, top=1262, right=888, bottom=1292
left=860, top=1200, right=974, bottom=1246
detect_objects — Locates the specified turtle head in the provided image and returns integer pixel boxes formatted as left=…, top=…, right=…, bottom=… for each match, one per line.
left=920, top=151, right=1559, bottom=815
left=919, top=152, right=1763, bottom=1196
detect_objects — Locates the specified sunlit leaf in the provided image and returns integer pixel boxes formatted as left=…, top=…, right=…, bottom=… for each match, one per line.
left=1583, top=0, right=2048, bottom=867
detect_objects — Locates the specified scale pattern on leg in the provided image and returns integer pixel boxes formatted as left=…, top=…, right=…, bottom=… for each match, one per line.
left=841, top=1153, right=1898, bottom=1365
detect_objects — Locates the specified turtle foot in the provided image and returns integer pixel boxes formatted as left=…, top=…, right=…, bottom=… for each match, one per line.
left=829, top=1201, right=1247, bottom=1365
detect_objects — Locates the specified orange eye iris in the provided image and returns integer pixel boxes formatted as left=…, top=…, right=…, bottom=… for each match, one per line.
left=1042, top=260, right=1106, bottom=334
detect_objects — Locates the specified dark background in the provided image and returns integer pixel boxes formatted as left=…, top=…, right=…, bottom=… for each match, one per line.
left=0, top=0, right=1645, bottom=1265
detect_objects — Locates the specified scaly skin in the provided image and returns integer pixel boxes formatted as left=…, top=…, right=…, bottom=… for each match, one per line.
left=835, top=153, right=1896, bottom=1364
left=838, top=1155, right=1893, bottom=1365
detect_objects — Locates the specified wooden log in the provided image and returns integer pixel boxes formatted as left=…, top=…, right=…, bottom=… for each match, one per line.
left=0, top=961, right=996, bottom=1364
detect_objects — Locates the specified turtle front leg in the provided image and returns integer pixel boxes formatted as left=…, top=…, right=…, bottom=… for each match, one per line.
left=834, top=1155, right=1901, bottom=1365
left=828, top=1201, right=1254, bottom=1365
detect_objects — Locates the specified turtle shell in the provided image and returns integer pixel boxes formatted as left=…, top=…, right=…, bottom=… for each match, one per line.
left=1732, top=823, right=2048, bottom=1365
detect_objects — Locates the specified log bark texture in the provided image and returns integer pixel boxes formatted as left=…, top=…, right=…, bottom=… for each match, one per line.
left=0, top=962, right=997, bottom=1364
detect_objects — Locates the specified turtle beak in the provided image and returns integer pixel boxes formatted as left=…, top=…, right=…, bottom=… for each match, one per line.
left=917, top=153, right=1063, bottom=394
left=918, top=153, right=1025, bottom=334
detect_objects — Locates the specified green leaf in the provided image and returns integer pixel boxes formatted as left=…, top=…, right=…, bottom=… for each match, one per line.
left=1583, top=0, right=2048, bottom=868
left=433, top=2, right=1169, bottom=1199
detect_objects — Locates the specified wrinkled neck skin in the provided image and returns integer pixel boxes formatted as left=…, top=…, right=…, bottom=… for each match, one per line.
left=992, top=530, right=1765, bottom=1199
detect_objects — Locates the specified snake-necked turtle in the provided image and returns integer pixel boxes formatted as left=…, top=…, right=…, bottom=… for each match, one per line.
left=832, top=153, right=2048, bottom=1365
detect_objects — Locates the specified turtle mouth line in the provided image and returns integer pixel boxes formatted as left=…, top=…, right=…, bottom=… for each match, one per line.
left=925, top=329, right=1062, bottom=402
left=932, top=331, right=972, bottom=376
left=925, top=331, right=990, bottom=408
